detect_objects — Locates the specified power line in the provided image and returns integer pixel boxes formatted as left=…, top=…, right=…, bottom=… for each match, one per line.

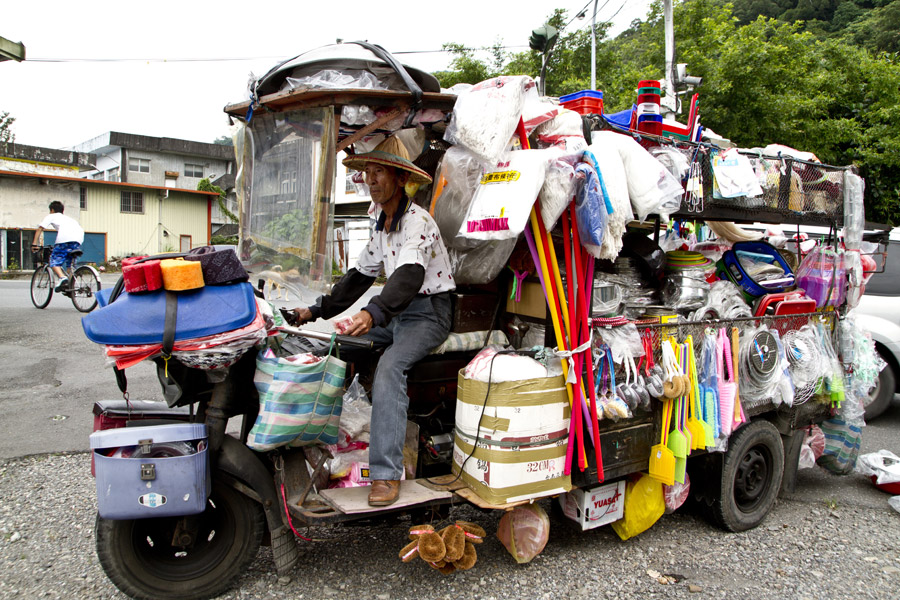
left=26, top=44, right=533, bottom=64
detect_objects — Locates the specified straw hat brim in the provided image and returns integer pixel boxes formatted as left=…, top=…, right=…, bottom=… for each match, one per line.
left=342, top=150, right=432, bottom=185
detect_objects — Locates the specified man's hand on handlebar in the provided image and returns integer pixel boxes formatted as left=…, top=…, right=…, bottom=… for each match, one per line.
left=343, top=310, right=373, bottom=337
left=291, top=307, right=314, bottom=325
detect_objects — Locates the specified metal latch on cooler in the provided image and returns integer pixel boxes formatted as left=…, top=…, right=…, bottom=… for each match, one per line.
left=141, top=464, right=156, bottom=480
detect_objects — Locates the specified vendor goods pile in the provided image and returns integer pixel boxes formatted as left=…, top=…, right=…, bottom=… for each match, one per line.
left=82, top=248, right=272, bottom=372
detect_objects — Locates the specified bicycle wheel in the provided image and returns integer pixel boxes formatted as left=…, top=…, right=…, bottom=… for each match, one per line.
left=30, top=265, right=53, bottom=309
left=70, top=266, right=101, bottom=312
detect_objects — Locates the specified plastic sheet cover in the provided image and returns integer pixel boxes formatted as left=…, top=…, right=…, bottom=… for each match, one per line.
left=235, top=107, right=335, bottom=299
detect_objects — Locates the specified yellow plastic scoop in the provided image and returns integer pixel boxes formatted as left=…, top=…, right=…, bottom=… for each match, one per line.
left=649, top=397, right=676, bottom=486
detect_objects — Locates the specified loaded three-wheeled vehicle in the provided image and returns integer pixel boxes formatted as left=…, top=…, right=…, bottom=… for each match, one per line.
left=82, top=42, right=881, bottom=600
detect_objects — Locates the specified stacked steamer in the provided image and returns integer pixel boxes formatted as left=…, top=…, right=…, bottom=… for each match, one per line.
left=635, top=80, right=662, bottom=136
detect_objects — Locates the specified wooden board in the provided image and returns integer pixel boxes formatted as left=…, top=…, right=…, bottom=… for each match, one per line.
left=453, top=487, right=536, bottom=511
left=416, top=473, right=468, bottom=492
left=319, top=480, right=452, bottom=515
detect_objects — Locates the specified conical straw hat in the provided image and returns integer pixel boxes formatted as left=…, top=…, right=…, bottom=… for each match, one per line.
left=342, top=136, right=432, bottom=184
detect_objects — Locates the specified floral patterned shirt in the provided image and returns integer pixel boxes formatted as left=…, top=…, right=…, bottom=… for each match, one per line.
left=356, top=199, right=455, bottom=295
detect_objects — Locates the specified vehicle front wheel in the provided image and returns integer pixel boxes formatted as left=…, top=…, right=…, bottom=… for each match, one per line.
left=95, top=478, right=265, bottom=600
left=709, top=419, right=784, bottom=533
left=865, top=350, right=895, bottom=422
left=30, top=265, right=53, bottom=309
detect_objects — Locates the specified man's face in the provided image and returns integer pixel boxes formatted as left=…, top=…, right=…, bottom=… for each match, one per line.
left=364, top=163, right=407, bottom=205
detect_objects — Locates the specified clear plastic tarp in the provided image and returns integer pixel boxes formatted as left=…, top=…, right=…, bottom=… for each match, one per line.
left=235, top=107, right=335, bottom=300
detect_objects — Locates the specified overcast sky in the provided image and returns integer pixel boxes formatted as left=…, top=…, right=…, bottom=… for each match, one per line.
left=2, top=0, right=652, bottom=150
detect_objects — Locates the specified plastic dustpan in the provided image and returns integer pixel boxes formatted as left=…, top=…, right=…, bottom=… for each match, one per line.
left=670, top=392, right=689, bottom=484
left=668, top=397, right=688, bottom=459
left=649, top=398, right=676, bottom=486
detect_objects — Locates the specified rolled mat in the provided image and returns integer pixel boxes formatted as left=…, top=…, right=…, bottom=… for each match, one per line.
left=185, top=247, right=248, bottom=285
left=121, top=256, right=163, bottom=294
left=160, top=258, right=205, bottom=291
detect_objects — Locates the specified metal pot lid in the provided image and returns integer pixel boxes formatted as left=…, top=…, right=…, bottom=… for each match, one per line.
left=253, top=43, right=441, bottom=97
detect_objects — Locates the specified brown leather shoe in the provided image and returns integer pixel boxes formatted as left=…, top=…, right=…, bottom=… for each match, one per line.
left=368, top=480, right=401, bottom=506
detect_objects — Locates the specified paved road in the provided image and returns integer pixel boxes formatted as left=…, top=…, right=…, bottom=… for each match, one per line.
left=0, top=275, right=374, bottom=459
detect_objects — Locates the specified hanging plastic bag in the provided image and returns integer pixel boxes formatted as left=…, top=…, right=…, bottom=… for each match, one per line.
left=711, top=148, right=764, bottom=199
left=663, top=472, right=690, bottom=514
left=794, top=246, right=846, bottom=308
left=573, top=161, right=608, bottom=248
left=611, top=473, right=666, bottom=540
left=539, top=152, right=580, bottom=231
left=339, top=374, right=372, bottom=441
left=496, top=503, right=550, bottom=564
left=598, top=132, right=683, bottom=221
left=444, top=75, right=535, bottom=164
left=458, top=149, right=552, bottom=241
left=430, top=145, right=490, bottom=248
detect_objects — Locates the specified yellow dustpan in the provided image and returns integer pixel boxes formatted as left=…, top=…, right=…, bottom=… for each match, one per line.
left=671, top=396, right=688, bottom=484
left=649, top=398, right=676, bottom=486
left=685, top=339, right=710, bottom=449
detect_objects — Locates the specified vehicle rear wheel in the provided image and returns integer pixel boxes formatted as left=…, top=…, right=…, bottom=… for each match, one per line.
left=30, top=265, right=53, bottom=309
left=70, top=266, right=101, bottom=312
left=709, top=419, right=784, bottom=532
left=95, top=478, right=265, bottom=600
left=865, top=350, right=895, bottom=421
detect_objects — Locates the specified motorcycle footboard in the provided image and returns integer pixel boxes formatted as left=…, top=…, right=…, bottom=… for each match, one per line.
left=286, top=480, right=456, bottom=525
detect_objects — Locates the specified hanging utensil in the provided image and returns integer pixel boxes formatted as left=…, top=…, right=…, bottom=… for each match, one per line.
left=648, top=397, right=676, bottom=486
left=683, top=338, right=707, bottom=451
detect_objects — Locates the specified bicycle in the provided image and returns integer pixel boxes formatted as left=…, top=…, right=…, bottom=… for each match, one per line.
left=30, top=245, right=102, bottom=312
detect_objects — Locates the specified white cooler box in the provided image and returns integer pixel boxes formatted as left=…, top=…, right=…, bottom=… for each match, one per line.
left=90, top=423, right=209, bottom=519
left=452, top=371, right=572, bottom=505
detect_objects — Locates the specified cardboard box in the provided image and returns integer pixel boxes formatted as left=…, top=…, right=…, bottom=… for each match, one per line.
left=559, top=480, right=626, bottom=530
left=452, top=372, right=572, bottom=505
left=91, top=423, right=209, bottom=519
left=505, top=280, right=547, bottom=320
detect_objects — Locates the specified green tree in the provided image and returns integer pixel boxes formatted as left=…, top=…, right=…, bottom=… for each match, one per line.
left=213, top=135, right=233, bottom=146
left=0, top=111, right=14, bottom=144
left=198, top=178, right=238, bottom=224
left=433, top=42, right=504, bottom=88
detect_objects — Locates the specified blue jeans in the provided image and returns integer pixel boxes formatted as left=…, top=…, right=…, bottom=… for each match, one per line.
left=361, top=293, right=451, bottom=481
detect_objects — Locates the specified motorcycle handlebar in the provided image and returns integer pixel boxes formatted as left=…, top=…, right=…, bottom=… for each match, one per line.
left=275, top=325, right=374, bottom=350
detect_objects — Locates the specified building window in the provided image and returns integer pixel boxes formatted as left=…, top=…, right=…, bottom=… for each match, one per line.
left=91, top=171, right=105, bottom=180
left=184, top=163, right=204, bottom=178
left=80, top=186, right=87, bottom=210
left=121, top=190, right=144, bottom=214
left=129, top=158, right=150, bottom=173
left=107, top=167, right=119, bottom=182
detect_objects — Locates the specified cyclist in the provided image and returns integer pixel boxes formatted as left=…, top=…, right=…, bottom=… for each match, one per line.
left=31, top=201, right=85, bottom=292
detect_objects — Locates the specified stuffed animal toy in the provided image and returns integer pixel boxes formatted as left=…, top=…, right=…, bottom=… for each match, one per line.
left=398, top=521, right=486, bottom=574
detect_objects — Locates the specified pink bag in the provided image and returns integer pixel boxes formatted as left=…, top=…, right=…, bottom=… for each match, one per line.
left=717, top=328, right=737, bottom=437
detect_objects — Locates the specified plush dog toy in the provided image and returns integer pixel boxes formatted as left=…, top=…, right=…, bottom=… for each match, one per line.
left=399, top=521, right=486, bottom=574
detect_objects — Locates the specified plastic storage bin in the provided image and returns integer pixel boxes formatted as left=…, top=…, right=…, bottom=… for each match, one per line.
left=560, top=90, right=604, bottom=115
left=91, top=423, right=209, bottom=520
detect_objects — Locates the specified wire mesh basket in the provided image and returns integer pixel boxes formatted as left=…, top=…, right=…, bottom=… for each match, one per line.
left=701, top=150, right=849, bottom=222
